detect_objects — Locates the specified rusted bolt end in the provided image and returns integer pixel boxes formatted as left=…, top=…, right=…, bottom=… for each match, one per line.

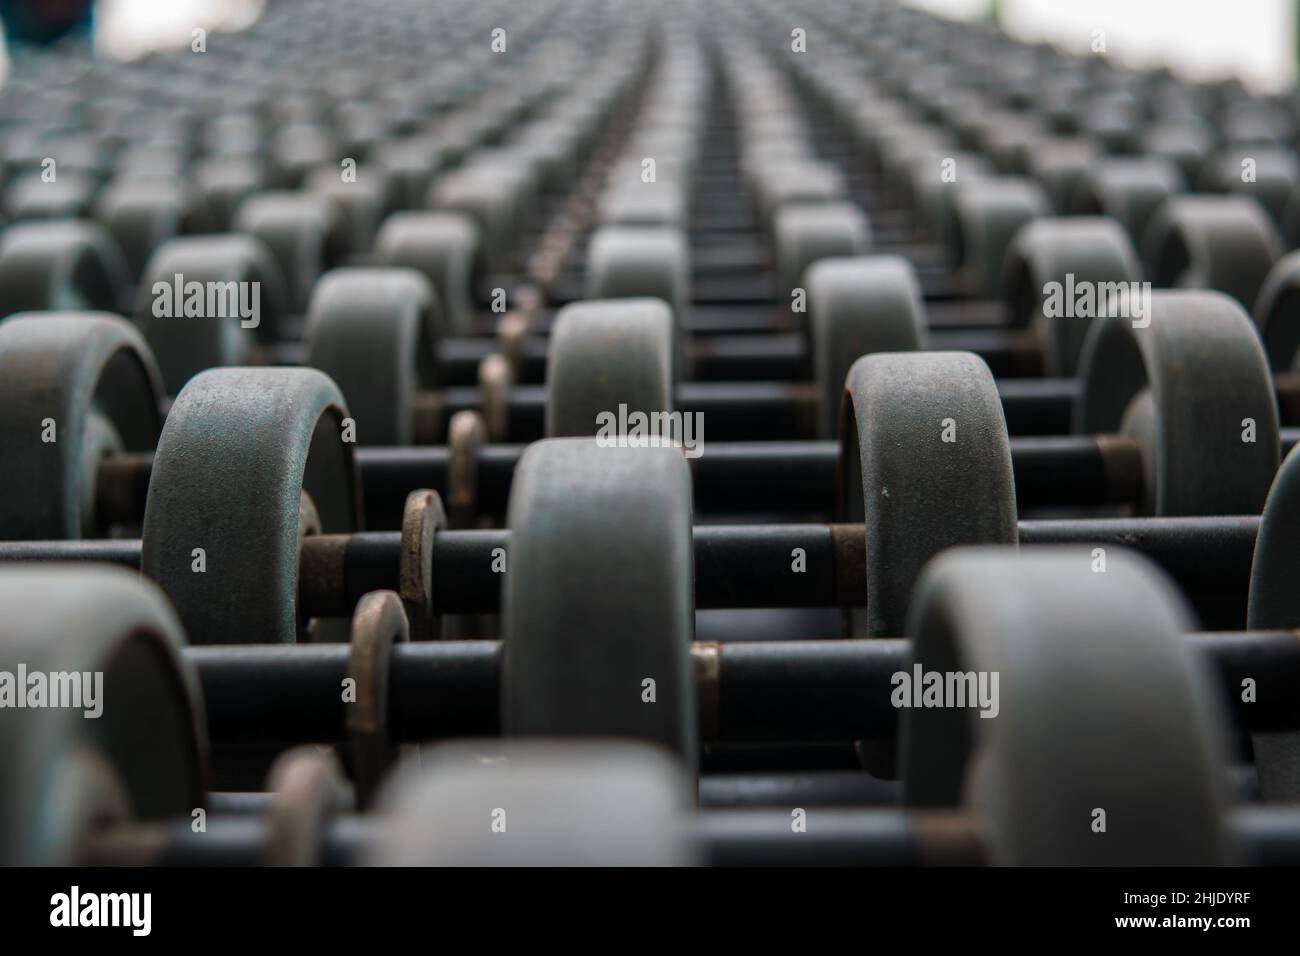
left=446, top=411, right=486, bottom=529
left=265, top=748, right=347, bottom=868
left=347, top=590, right=408, bottom=807
left=497, top=310, right=531, bottom=378
left=691, top=642, right=722, bottom=748
left=477, top=353, right=512, bottom=443
left=400, top=488, right=446, bottom=639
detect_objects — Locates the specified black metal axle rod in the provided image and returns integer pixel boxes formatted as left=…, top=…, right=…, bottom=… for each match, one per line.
left=432, top=323, right=1044, bottom=389
left=425, top=360, right=1300, bottom=442
left=359, top=430, right=1300, bottom=527
left=0, top=516, right=1261, bottom=626
left=80, top=804, right=1300, bottom=866
left=432, top=376, right=1074, bottom=442
left=188, top=629, right=1300, bottom=749
left=100, top=432, right=1176, bottom=532
left=256, top=352, right=1300, bottom=442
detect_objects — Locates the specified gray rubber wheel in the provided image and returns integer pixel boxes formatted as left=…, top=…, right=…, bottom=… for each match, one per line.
left=807, top=256, right=928, bottom=439
left=135, top=235, right=290, bottom=393
left=1074, top=290, right=1278, bottom=515
left=1252, top=250, right=1300, bottom=370
left=1197, top=145, right=1300, bottom=224
left=1024, top=136, right=1099, bottom=211
left=429, top=166, right=524, bottom=275
left=1142, top=120, right=1215, bottom=185
left=232, top=192, right=350, bottom=316
left=773, top=201, right=871, bottom=298
left=1118, top=389, right=1160, bottom=516
left=1142, top=195, right=1282, bottom=309
left=752, top=159, right=847, bottom=222
left=910, top=151, right=991, bottom=254
left=368, top=740, right=696, bottom=866
left=0, top=566, right=206, bottom=865
left=518, top=120, right=583, bottom=194
left=904, top=547, right=1234, bottom=865
left=599, top=182, right=688, bottom=229
left=94, top=179, right=210, bottom=282
left=546, top=299, right=674, bottom=438
left=114, top=142, right=187, bottom=182
left=585, top=225, right=691, bottom=325
left=304, top=164, right=390, bottom=252
left=0, top=313, right=163, bottom=538
left=374, top=211, right=480, bottom=335
left=838, top=352, right=1017, bottom=637
left=1000, top=217, right=1142, bottom=376
left=976, top=114, right=1044, bottom=174
left=477, top=149, right=544, bottom=225
left=191, top=156, right=266, bottom=230
left=370, top=136, right=440, bottom=211
left=269, top=123, right=337, bottom=189
left=952, top=177, right=1049, bottom=297
left=502, top=439, right=696, bottom=762
left=0, top=220, right=130, bottom=317
left=1073, top=156, right=1186, bottom=245
left=1246, top=445, right=1300, bottom=799
left=141, top=368, right=361, bottom=645
left=4, top=171, right=98, bottom=221
left=202, top=112, right=262, bottom=158
left=304, top=268, right=440, bottom=446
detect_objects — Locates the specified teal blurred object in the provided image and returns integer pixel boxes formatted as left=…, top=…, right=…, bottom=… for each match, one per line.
left=0, top=0, right=94, bottom=44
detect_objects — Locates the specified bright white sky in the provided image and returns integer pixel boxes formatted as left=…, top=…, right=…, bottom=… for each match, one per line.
left=95, top=0, right=266, bottom=59
left=906, top=0, right=1294, bottom=92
